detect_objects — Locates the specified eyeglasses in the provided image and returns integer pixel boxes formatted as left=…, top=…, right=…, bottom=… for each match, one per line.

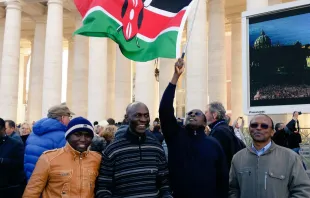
left=187, top=111, right=203, bottom=116
left=250, top=123, right=270, bottom=129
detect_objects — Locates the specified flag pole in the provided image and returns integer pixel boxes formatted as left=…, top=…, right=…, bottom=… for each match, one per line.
left=181, top=0, right=201, bottom=59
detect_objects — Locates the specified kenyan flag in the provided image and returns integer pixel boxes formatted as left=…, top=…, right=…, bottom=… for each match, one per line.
left=74, top=0, right=193, bottom=62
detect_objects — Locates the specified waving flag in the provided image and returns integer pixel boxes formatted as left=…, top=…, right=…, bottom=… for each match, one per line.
left=74, top=0, right=193, bottom=62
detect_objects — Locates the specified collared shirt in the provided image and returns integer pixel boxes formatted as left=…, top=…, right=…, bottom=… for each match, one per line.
left=252, top=141, right=272, bottom=156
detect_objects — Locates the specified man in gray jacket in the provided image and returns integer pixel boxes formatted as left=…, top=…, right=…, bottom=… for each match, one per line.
left=229, top=114, right=310, bottom=198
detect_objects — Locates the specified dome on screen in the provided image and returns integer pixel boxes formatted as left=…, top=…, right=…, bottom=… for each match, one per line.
left=254, top=30, right=272, bottom=49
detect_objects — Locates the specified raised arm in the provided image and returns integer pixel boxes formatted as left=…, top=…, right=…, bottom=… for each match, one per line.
left=159, top=58, right=184, bottom=143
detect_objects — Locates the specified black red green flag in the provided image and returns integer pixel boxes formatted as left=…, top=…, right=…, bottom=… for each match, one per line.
left=74, top=0, right=193, bottom=62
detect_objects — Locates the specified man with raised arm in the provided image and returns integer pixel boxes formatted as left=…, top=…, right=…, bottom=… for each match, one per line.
left=159, top=58, right=228, bottom=198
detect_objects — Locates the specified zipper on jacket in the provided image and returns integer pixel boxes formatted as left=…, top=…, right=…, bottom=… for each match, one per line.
left=256, top=156, right=260, bottom=198
left=79, top=153, right=82, bottom=198
left=139, top=137, right=142, bottom=160
left=265, top=172, right=267, bottom=190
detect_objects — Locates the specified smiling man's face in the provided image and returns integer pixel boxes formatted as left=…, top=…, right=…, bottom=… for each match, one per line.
left=128, top=103, right=150, bottom=134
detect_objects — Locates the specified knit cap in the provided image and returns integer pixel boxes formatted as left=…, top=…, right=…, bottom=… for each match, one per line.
left=65, top=117, right=94, bottom=139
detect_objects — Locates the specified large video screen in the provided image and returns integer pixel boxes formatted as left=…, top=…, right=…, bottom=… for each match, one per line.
left=249, top=6, right=310, bottom=107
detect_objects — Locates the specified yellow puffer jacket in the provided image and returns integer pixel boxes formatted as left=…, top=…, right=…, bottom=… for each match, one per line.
left=23, top=143, right=101, bottom=198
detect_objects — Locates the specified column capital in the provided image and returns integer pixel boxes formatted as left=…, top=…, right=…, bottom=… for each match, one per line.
left=5, top=0, right=22, bottom=10
left=47, top=0, right=63, bottom=6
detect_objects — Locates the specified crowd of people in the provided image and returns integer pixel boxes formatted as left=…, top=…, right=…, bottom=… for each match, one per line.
left=1, top=58, right=310, bottom=198
left=252, top=84, right=310, bottom=100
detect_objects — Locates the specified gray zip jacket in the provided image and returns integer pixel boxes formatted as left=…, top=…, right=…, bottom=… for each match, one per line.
left=229, top=142, right=310, bottom=198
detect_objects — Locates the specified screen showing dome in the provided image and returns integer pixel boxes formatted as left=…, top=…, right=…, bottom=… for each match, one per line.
left=248, top=5, right=310, bottom=108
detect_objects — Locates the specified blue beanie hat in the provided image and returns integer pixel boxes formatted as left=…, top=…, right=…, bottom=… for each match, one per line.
left=65, top=117, right=94, bottom=139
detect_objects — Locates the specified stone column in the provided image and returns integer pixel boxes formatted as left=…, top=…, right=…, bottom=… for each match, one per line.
left=159, top=58, right=175, bottom=100
left=0, top=22, right=4, bottom=79
left=41, top=0, right=63, bottom=117
left=72, top=18, right=89, bottom=117
left=114, top=48, right=132, bottom=122
left=17, top=50, right=27, bottom=123
left=65, top=36, right=74, bottom=109
left=88, top=37, right=108, bottom=122
left=186, top=0, right=208, bottom=112
left=135, top=61, right=157, bottom=120
left=107, top=40, right=116, bottom=119
left=0, top=0, right=22, bottom=120
left=27, top=19, right=46, bottom=122
left=208, top=0, right=227, bottom=106
left=230, top=17, right=243, bottom=122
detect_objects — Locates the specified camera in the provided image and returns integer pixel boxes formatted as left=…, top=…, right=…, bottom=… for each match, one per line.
left=298, top=112, right=302, bottom=115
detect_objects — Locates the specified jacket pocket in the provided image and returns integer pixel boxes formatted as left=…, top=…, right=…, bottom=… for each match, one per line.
left=237, top=167, right=254, bottom=195
left=265, top=170, right=286, bottom=195
left=49, top=170, right=73, bottom=182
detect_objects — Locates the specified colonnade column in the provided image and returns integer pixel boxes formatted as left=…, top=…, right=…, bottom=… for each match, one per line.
left=208, top=0, right=227, bottom=105
left=0, top=0, right=22, bottom=120
left=114, top=48, right=132, bottom=122
left=0, top=22, right=4, bottom=79
left=17, top=49, right=28, bottom=123
left=87, top=38, right=108, bottom=122
left=65, top=36, right=74, bottom=109
left=71, top=18, right=89, bottom=117
left=135, top=61, right=158, bottom=120
left=186, top=0, right=208, bottom=112
left=27, top=18, right=46, bottom=122
left=230, top=16, right=243, bottom=122
left=41, top=0, right=64, bottom=116
left=106, top=40, right=116, bottom=119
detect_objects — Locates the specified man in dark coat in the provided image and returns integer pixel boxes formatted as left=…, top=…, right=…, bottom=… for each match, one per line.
left=0, top=118, right=25, bottom=198
left=206, top=102, right=236, bottom=170
left=272, top=123, right=289, bottom=147
left=159, top=58, right=228, bottom=198
left=286, top=111, right=302, bottom=152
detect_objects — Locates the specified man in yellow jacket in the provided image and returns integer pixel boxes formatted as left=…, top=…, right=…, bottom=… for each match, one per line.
left=23, top=117, right=102, bottom=198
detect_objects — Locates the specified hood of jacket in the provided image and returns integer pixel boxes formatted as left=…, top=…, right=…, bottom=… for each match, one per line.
left=32, top=118, right=67, bottom=136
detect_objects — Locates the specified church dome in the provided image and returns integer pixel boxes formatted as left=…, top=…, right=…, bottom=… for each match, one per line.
left=254, top=30, right=272, bottom=49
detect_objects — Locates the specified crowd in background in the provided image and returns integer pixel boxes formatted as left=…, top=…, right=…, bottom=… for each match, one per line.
left=253, top=84, right=310, bottom=100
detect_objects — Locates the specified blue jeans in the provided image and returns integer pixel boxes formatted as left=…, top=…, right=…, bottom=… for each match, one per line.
left=292, top=148, right=307, bottom=170
left=292, top=148, right=300, bottom=154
